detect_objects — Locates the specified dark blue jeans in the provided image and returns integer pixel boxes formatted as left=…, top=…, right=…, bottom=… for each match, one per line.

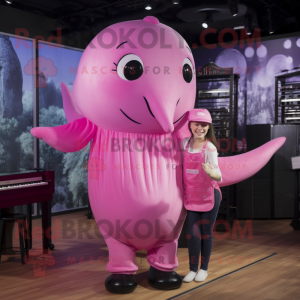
left=187, top=189, right=221, bottom=272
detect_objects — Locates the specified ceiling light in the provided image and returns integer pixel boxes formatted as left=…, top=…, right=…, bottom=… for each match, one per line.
left=244, top=16, right=254, bottom=35
left=234, top=25, right=245, bottom=30
left=172, top=0, right=180, bottom=4
left=267, top=8, right=275, bottom=34
left=5, top=0, right=12, bottom=4
left=228, top=0, right=239, bottom=16
left=145, top=0, right=151, bottom=10
left=202, top=12, right=212, bottom=28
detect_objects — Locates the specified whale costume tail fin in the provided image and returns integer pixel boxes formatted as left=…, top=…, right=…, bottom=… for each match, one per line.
left=61, top=82, right=83, bottom=123
left=218, top=137, right=286, bottom=187
left=175, top=117, right=286, bottom=187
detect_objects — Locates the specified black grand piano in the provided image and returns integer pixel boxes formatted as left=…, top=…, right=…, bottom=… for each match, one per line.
left=0, top=170, right=55, bottom=253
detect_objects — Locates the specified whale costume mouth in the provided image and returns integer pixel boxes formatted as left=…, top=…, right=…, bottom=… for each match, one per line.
left=120, top=97, right=185, bottom=126
left=119, top=109, right=141, bottom=124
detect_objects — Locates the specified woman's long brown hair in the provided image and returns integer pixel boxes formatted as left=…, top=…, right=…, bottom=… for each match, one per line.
left=188, top=121, right=218, bottom=149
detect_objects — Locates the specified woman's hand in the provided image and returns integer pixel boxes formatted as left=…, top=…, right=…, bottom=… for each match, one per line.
left=202, top=163, right=213, bottom=176
left=202, top=163, right=221, bottom=181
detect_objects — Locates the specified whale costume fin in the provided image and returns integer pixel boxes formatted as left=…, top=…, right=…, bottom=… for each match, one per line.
left=61, top=82, right=83, bottom=123
left=30, top=118, right=97, bottom=153
left=30, top=83, right=96, bottom=152
left=218, top=137, right=286, bottom=187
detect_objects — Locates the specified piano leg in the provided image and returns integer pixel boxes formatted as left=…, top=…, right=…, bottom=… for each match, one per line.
left=85, top=199, right=94, bottom=219
left=18, top=222, right=25, bottom=264
left=48, top=201, right=55, bottom=251
left=41, top=201, right=55, bottom=253
left=42, top=201, right=49, bottom=254
left=26, top=204, right=32, bottom=250
left=0, top=220, right=4, bottom=262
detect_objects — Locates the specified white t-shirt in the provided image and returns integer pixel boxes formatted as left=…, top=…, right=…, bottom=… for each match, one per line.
left=182, top=137, right=222, bottom=182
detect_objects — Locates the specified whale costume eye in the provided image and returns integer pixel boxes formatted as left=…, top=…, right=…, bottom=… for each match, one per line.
left=117, top=54, right=144, bottom=81
left=182, top=58, right=194, bottom=83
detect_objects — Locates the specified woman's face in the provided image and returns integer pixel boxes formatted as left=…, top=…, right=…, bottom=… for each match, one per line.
left=190, top=121, right=210, bottom=139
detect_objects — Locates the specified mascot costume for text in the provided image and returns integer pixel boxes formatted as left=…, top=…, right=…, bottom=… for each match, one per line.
left=31, top=16, right=285, bottom=294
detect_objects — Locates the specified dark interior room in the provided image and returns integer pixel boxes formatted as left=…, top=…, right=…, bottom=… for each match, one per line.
left=0, top=0, right=300, bottom=299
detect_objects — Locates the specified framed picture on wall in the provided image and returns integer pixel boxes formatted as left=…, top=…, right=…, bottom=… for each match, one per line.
left=37, top=41, right=88, bottom=213
left=0, top=31, right=37, bottom=215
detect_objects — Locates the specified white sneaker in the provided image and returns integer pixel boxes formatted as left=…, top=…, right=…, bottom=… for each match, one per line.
left=195, top=269, right=208, bottom=282
left=183, top=271, right=196, bottom=283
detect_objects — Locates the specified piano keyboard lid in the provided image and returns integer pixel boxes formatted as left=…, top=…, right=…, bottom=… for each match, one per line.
left=0, top=177, right=44, bottom=186
left=0, top=169, right=45, bottom=177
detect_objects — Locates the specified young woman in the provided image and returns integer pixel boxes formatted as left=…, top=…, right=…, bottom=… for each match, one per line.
left=182, top=108, right=222, bottom=283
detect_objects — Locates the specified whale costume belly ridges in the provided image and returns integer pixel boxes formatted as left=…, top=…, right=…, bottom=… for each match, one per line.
left=89, top=128, right=186, bottom=273
left=30, top=16, right=285, bottom=293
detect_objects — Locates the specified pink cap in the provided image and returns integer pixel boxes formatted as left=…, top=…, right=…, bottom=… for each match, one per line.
left=188, top=109, right=212, bottom=123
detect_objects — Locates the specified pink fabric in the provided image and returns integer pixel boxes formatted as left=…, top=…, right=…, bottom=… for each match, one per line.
left=217, top=137, right=286, bottom=187
left=102, top=226, right=179, bottom=273
left=88, top=129, right=185, bottom=269
left=88, top=129, right=185, bottom=249
left=183, top=140, right=222, bottom=212
left=61, top=82, right=82, bottom=123
left=30, top=118, right=97, bottom=152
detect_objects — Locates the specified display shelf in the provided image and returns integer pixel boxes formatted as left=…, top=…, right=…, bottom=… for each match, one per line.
left=280, top=89, right=300, bottom=92
left=280, top=83, right=300, bottom=90
left=196, top=62, right=239, bottom=154
left=280, top=104, right=300, bottom=107
left=275, top=70, right=300, bottom=124
left=196, top=62, right=239, bottom=229
left=198, top=89, right=230, bottom=100
left=199, top=88, right=230, bottom=93
left=198, top=96, right=231, bottom=100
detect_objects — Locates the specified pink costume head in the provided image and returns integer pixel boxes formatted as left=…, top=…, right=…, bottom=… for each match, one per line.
left=68, top=16, right=195, bottom=134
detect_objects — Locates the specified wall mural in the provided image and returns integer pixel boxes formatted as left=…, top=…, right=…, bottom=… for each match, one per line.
left=37, top=44, right=88, bottom=212
left=0, top=35, right=34, bottom=174
left=0, top=35, right=88, bottom=213
left=0, top=34, right=34, bottom=213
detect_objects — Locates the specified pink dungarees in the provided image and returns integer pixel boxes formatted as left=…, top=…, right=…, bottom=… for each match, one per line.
left=183, top=139, right=222, bottom=211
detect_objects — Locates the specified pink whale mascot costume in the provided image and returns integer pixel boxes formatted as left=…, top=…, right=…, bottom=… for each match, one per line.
left=31, top=16, right=285, bottom=294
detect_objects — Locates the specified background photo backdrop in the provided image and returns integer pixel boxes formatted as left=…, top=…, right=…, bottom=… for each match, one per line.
left=0, top=34, right=88, bottom=213
left=0, top=34, right=34, bottom=174
left=38, top=43, right=88, bottom=213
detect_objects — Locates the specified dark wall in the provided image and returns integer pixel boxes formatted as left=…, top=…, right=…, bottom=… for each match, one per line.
left=0, top=5, right=92, bottom=49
